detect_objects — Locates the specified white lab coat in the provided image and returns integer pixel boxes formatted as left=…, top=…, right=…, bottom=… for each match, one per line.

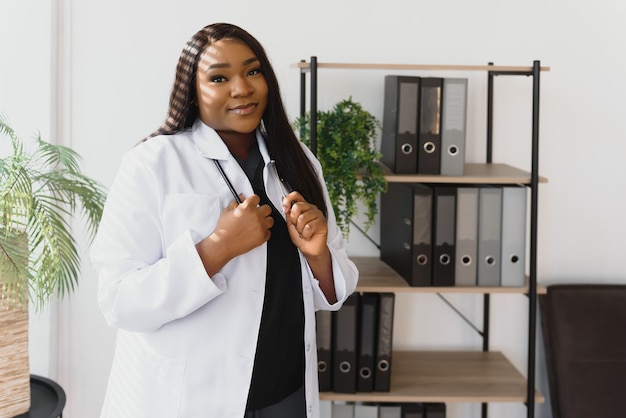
left=91, top=119, right=358, bottom=418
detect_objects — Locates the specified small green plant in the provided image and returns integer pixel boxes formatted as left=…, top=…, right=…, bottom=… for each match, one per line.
left=0, top=113, right=107, bottom=311
left=295, top=97, right=387, bottom=238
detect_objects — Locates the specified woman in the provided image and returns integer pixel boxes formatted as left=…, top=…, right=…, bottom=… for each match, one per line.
left=91, top=22, right=358, bottom=418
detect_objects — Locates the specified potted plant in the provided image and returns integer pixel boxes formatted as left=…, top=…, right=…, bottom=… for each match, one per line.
left=0, top=113, right=107, bottom=416
left=295, top=97, right=387, bottom=238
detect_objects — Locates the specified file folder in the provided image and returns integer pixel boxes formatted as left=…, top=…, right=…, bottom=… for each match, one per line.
left=432, top=186, right=457, bottom=287
left=424, top=403, right=446, bottom=418
left=382, top=76, right=420, bottom=174
left=319, top=400, right=331, bottom=417
left=412, top=185, right=434, bottom=286
left=355, top=403, right=379, bottom=418
left=380, top=183, right=433, bottom=287
left=440, top=78, right=468, bottom=176
left=500, top=186, right=527, bottom=287
left=417, top=77, right=443, bottom=174
left=315, top=310, right=333, bottom=392
left=455, top=187, right=479, bottom=286
left=332, top=402, right=355, bottom=418
left=375, top=293, right=395, bottom=392
left=357, top=293, right=378, bottom=392
left=477, top=187, right=503, bottom=286
left=401, top=403, right=424, bottom=418
left=380, top=404, right=403, bottom=418
left=332, top=292, right=359, bottom=393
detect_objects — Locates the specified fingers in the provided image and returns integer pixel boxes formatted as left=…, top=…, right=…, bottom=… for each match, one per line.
left=281, top=191, right=301, bottom=214
left=287, top=201, right=326, bottom=240
left=244, top=195, right=273, bottom=226
left=235, top=195, right=272, bottom=219
left=240, top=194, right=261, bottom=208
left=226, top=196, right=241, bottom=210
left=228, top=194, right=274, bottom=246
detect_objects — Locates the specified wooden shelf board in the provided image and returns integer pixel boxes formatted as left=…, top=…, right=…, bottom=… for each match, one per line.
left=381, top=163, right=548, bottom=185
left=293, top=62, right=550, bottom=73
left=320, top=351, right=544, bottom=403
left=352, top=256, right=547, bottom=295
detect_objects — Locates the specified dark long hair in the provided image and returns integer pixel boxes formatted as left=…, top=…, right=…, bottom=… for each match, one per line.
left=144, top=23, right=327, bottom=216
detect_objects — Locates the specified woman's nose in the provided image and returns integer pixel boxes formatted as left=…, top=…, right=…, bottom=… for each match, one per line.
left=231, top=76, right=253, bottom=97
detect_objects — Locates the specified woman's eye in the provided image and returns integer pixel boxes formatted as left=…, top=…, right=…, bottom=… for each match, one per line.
left=210, top=75, right=227, bottom=83
left=248, top=68, right=262, bottom=76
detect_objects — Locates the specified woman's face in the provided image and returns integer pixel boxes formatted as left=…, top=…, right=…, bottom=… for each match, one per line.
left=195, top=39, right=268, bottom=137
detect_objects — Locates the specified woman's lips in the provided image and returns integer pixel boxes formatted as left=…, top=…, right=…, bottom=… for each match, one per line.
left=231, top=103, right=257, bottom=115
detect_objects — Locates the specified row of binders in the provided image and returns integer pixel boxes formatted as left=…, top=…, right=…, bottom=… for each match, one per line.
left=317, top=292, right=395, bottom=393
left=380, top=183, right=527, bottom=287
left=381, top=75, right=468, bottom=176
left=330, top=402, right=446, bottom=418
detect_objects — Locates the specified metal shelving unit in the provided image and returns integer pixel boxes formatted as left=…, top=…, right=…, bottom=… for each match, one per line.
left=296, top=59, right=549, bottom=417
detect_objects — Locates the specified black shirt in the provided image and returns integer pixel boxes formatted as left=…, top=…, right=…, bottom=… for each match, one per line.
left=236, top=144, right=305, bottom=412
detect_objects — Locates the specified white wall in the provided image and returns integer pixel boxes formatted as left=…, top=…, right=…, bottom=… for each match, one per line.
left=3, top=0, right=626, bottom=417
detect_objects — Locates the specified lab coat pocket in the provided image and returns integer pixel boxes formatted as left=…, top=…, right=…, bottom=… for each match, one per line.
left=162, top=193, right=224, bottom=246
left=104, top=336, right=187, bottom=418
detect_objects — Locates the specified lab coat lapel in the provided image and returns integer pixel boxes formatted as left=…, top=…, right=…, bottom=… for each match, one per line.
left=191, top=119, right=255, bottom=201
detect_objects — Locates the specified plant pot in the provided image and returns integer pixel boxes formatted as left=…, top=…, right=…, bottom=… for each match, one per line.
left=0, top=232, right=31, bottom=417
left=0, top=298, right=30, bottom=417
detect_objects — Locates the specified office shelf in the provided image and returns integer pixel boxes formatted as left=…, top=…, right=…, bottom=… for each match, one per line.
left=297, top=58, right=549, bottom=417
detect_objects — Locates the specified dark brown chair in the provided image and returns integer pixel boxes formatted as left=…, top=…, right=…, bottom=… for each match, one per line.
left=539, top=284, right=626, bottom=418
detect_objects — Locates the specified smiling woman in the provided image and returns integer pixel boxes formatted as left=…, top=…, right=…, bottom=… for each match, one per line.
left=90, top=22, right=358, bottom=418
left=195, top=39, right=268, bottom=159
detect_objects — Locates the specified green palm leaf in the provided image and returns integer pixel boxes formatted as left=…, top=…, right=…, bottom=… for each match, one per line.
left=1, top=113, right=107, bottom=311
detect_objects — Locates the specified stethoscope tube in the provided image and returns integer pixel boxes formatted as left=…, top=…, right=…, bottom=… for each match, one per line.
left=213, top=159, right=242, bottom=204
left=213, top=159, right=293, bottom=206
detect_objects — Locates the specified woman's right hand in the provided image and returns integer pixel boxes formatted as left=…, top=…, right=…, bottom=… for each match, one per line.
left=195, top=194, right=273, bottom=276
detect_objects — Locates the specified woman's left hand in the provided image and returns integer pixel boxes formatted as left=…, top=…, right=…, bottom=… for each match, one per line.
left=282, top=191, right=328, bottom=257
left=283, top=191, right=336, bottom=303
